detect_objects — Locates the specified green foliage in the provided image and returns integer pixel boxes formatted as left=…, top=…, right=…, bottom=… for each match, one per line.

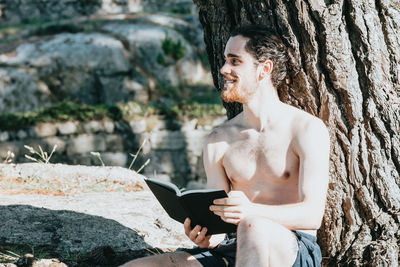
left=156, top=84, right=182, bottom=99
left=176, top=102, right=226, bottom=118
left=169, top=5, right=192, bottom=14
left=161, top=35, right=186, bottom=61
left=156, top=53, right=169, bottom=66
left=0, top=95, right=225, bottom=131
left=33, top=23, right=81, bottom=36
left=0, top=101, right=121, bottom=131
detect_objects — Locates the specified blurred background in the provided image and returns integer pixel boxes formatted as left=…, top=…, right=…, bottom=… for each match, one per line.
left=0, top=0, right=226, bottom=188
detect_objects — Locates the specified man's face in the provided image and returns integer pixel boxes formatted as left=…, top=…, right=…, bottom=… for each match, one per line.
left=220, top=35, right=259, bottom=103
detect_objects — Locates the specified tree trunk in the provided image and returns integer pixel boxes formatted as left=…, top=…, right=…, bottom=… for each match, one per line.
left=193, top=0, right=400, bottom=265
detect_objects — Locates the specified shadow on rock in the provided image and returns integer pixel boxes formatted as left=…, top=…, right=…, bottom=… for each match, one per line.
left=0, top=205, right=157, bottom=266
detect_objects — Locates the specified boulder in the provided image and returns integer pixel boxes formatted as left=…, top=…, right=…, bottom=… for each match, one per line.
left=0, top=131, right=9, bottom=142
left=66, top=134, right=107, bottom=155
left=0, top=163, right=193, bottom=265
left=102, top=23, right=210, bottom=86
left=0, top=67, right=53, bottom=113
left=33, top=122, right=58, bottom=138
left=0, top=33, right=147, bottom=109
left=0, top=0, right=196, bottom=26
left=131, top=14, right=206, bottom=51
left=56, top=121, right=79, bottom=136
left=0, top=192, right=193, bottom=265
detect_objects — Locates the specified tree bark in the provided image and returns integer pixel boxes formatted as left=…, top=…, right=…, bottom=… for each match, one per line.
left=193, top=0, right=400, bottom=265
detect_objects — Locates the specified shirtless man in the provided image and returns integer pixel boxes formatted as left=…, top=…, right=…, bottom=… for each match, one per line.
left=122, top=24, right=330, bottom=267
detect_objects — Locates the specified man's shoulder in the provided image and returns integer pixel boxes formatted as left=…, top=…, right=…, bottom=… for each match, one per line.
left=206, top=113, right=243, bottom=143
left=286, top=105, right=326, bottom=130
left=285, top=107, right=330, bottom=158
left=285, top=105, right=329, bottom=143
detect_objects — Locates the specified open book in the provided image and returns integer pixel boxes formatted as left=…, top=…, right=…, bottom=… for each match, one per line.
left=145, top=178, right=237, bottom=235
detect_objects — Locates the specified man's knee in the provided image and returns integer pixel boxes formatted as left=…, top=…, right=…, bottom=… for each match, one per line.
left=238, top=216, right=278, bottom=237
left=237, top=217, right=299, bottom=266
left=237, top=216, right=295, bottom=248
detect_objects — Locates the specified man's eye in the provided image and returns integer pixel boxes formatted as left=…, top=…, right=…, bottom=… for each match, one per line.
left=231, top=59, right=240, bottom=65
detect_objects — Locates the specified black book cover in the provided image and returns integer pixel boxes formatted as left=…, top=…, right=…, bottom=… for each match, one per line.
left=145, top=178, right=237, bottom=235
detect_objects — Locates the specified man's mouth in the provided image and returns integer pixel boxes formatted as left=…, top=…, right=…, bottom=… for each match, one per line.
left=223, top=77, right=237, bottom=88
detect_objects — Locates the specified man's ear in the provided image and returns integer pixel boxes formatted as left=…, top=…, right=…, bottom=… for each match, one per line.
left=258, top=60, right=273, bottom=80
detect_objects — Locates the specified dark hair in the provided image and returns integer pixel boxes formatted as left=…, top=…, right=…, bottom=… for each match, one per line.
left=230, top=25, right=288, bottom=88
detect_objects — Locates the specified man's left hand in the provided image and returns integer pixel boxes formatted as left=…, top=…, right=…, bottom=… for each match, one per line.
left=209, top=191, right=253, bottom=225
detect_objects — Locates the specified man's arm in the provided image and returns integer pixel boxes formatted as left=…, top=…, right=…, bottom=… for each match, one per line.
left=210, top=119, right=330, bottom=230
left=183, top=128, right=231, bottom=248
left=203, top=129, right=231, bottom=192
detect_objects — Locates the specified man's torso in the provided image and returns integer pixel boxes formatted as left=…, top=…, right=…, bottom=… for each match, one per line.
left=215, top=103, right=317, bottom=235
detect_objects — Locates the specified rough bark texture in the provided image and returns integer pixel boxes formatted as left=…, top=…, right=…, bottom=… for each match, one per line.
left=193, top=0, right=400, bottom=266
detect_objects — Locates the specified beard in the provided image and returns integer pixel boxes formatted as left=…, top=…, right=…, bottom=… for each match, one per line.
left=221, top=76, right=256, bottom=103
left=221, top=82, right=246, bottom=103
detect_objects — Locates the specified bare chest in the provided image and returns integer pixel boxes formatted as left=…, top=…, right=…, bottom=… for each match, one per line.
left=222, top=130, right=299, bottom=184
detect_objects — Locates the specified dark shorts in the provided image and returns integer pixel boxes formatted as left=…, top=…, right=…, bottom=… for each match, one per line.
left=180, top=231, right=322, bottom=267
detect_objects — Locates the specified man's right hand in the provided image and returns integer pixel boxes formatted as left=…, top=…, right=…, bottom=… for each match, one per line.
left=184, top=218, right=212, bottom=248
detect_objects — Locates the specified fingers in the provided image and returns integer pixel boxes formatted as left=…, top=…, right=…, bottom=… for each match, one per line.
left=189, top=225, right=202, bottom=240
left=213, top=211, right=241, bottom=219
left=184, top=218, right=209, bottom=246
left=213, top=196, right=244, bottom=206
left=213, top=211, right=241, bottom=225
left=209, top=205, right=241, bottom=213
left=184, top=218, right=191, bottom=236
left=194, top=226, right=208, bottom=244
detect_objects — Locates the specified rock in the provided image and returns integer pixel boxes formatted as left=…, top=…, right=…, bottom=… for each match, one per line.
left=0, top=185, right=193, bottom=264
left=0, top=141, right=22, bottom=160
left=102, top=23, right=209, bottom=87
left=145, top=150, right=190, bottom=176
left=56, top=121, right=78, bottom=135
left=181, top=119, right=198, bottom=131
left=32, top=258, right=68, bottom=267
left=0, top=33, right=137, bottom=107
left=101, top=152, right=128, bottom=166
left=102, top=119, right=115, bottom=134
left=183, top=130, right=209, bottom=156
left=0, top=131, right=9, bottom=142
left=0, top=67, right=53, bottom=113
left=149, top=130, right=186, bottom=150
left=16, top=129, right=28, bottom=139
left=83, top=120, right=103, bottom=133
left=131, top=132, right=152, bottom=154
left=43, top=136, right=67, bottom=153
left=0, top=0, right=196, bottom=26
left=33, top=122, right=57, bottom=138
left=66, top=134, right=106, bottom=155
left=0, top=11, right=212, bottom=113
left=149, top=118, right=168, bottom=131
left=22, top=139, right=54, bottom=160
left=105, top=134, right=125, bottom=152
left=212, top=116, right=228, bottom=126
left=0, top=163, right=146, bottom=186
left=0, top=0, right=100, bottom=26
left=132, top=14, right=205, bottom=50
left=129, top=120, right=147, bottom=134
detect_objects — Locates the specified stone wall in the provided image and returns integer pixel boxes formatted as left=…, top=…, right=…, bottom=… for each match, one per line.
left=0, top=14, right=211, bottom=114
left=0, top=116, right=226, bottom=187
left=0, top=0, right=195, bottom=26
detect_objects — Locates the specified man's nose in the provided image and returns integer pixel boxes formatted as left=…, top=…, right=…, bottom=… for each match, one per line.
left=220, top=62, right=230, bottom=75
